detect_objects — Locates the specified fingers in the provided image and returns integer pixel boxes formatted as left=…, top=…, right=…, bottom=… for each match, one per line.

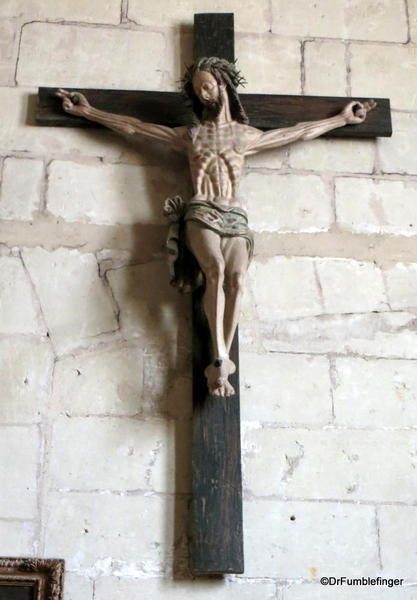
left=56, top=88, right=71, bottom=99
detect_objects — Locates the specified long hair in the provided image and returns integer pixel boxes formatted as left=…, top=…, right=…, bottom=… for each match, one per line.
left=181, top=57, right=249, bottom=124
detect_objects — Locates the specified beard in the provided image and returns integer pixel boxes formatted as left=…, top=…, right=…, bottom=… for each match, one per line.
left=203, top=93, right=223, bottom=120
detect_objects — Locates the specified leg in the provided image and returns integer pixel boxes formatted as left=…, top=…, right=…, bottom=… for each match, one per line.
left=186, top=222, right=235, bottom=397
left=222, top=236, right=250, bottom=353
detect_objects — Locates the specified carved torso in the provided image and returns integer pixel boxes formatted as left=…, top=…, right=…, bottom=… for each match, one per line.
left=186, top=121, right=250, bottom=207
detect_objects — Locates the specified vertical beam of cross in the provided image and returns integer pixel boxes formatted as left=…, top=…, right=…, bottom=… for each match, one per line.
left=190, top=13, right=244, bottom=576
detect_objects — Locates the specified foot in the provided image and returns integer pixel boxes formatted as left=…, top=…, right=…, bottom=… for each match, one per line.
left=204, top=358, right=236, bottom=397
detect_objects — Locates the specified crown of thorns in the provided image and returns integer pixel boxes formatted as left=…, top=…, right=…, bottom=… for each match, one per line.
left=181, top=57, right=247, bottom=92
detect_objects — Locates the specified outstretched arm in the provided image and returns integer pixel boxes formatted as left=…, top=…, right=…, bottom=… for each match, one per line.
left=244, top=100, right=376, bottom=154
left=56, top=89, right=186, bottom=149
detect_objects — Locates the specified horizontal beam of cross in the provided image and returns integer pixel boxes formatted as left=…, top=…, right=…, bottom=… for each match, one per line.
left=36, top=87, right=392, bottom=138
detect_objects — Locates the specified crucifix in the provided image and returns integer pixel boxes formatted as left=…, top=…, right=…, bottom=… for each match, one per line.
left=36, top=13, right=391, bottom=576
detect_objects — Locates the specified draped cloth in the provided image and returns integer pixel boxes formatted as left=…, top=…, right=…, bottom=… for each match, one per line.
left=163, top=196, right=254, bottom=293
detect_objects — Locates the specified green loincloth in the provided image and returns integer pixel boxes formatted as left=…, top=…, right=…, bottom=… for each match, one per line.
left=163, top=196, right=254, bottom=293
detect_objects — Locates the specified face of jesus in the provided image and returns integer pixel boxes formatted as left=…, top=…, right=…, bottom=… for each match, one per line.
left=192, top=70, right=224, bottom=118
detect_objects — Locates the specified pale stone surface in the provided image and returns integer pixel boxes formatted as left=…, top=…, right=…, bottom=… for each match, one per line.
left=351, top=45, right=417, bottom=111
left=44, top=492, right=181, bottom=573
left=304, top=41, right=346, bottom=96
left=106, top=261, right=188, bottom=346
left=290, top=139, right=375, bottom=173
left=0, top=520, right=36, bottom=556
left=261, top=312, right=417, bottom=359
left=316, top=258, right=388, bottom=314
left=64, top=573, right=94, bottom=600
left=53, top=345, right=143, bottom=416
left=50, top=416, right=190, bottom=493
left=95, top=577, right=276, bottom=600
left=0, top=338, right=54, bottom=423
left=236, top=35, right=301, bottom=94
left=22, top=247, right=118, bottom=354
left=142, top=350, right=192, bottom=420
left=128, top=0, right=270, bottom=32
left=17, top=23, right=166, bottom=90
left=379, top=505, right=417, bottom=579
left=333, top=357, right=417, bottom=427
left=246, top=147, right=286, bottom=169
left=0, top=426, right=39, bottom=518
left=0, top=87, right=158, bottom=163
left=240, top=352, right=332, bottom=424
left=0, top=157, right=43, bottom=220
left=271, top=0, right=408, bottom=41
left=378, top=112, right=417, bottom=175
left=0, top=255, right=45, bottom=335
left=385, top=263, right=417, bottom=309
left=0, top=18, right=17, bottom=85
left=250, top=257, right=322, bottom=320
left=0, top=0, right=121, bottom=22
left=47, top=161, right=186, bottom=225
left=284, top=583, right=412, bottom=599
left=335, top=177, right=417, bottom=236
left=244, top=500, right=378, bottom=577
left=243, top=427, right=417, bottom=502
left=410, top=0, right=417, bottom=42
left=241, top=172, right=332, bottom=233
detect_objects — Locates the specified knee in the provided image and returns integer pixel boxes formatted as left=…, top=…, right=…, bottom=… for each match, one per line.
left=226, top=271, right=246, bottom=294
left=204, top=258, right=225, bottom=285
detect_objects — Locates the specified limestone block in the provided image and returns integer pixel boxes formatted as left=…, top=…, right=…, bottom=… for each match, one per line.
left=249, top=257, right=322, bottom=320
left=289, top=139, right=375, bottom=173
left=333, top=357, right=417, bottom=428
left=0, top=426, right=39, bottom=518
left=53, top=346, right=143, bottom=416
left=385, top=263, right=417, bottom=310
left=241, top=172, right=332, bottom=233
left=47, top=161, right=186, bottom=225
left=128, top=0, right=270, bottom=33
left=351, top=45, right=417, bottom=111
left=316, top=258, right=388, bottom=314
left=50, top=416, right=190, bottom=493
left=0, top=255, right=45, bottom=335
left=304, top=41, right=347, bottom=96
left=17, top=23, right=166, bottom=90
left=244, top=500, right=377, bottom=577
left=0, top=520, right=36, bottom=556
left=106, top=261, right=188, bottom=345
left=44, top=492, right=182, bottom=573
left=379, top=505, right=417, bottom=579
left=0, top=338, right=54, bottom=423
left=0, top=19, right=17, bottom=85
left=335, top=177, right=417, bottom=236
left=284, top=583, right=412, bottom=599
left=271, top=0, right=407, bottom=42
left=0, top=87, right=157, bottom=163
left=243, top=427, right=417, bottom=502
left=261, top=312, right=417, bottom=359
left=378, top=112, right=417, bottom=175
left=64, top=574, right=94, bottom=600
left=0, top=157, right=43, bottom=220
left=246, top=140, right=288, bottom=167
left=236, top=35, right=301, bottom=94
left=410, top=0, right=417, bottom=42
left=240, top=352, right=332, bottom=424
left=143, top=350, right=192, bottom=420
left=94, top=577, right=276, bottom=600
left=22, top=248, right=118, bottom=354
left=0, top=0, right=121, bottom=23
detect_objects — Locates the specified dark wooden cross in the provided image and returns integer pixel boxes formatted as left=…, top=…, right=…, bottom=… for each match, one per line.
left=36, top=13, right=391, bottom=576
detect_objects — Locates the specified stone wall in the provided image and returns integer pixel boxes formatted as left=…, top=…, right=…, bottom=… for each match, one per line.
left=1, top=1, right=417, bottom=598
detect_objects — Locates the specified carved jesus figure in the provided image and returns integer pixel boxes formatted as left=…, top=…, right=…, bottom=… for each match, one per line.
left=57, top=57, right=375, bottom=398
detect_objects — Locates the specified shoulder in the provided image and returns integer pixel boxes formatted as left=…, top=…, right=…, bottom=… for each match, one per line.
left=234, top=123, right=263, bottom=153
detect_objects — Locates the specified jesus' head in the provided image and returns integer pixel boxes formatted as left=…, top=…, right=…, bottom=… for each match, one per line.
left=181, top=56, right=249, bottom=124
